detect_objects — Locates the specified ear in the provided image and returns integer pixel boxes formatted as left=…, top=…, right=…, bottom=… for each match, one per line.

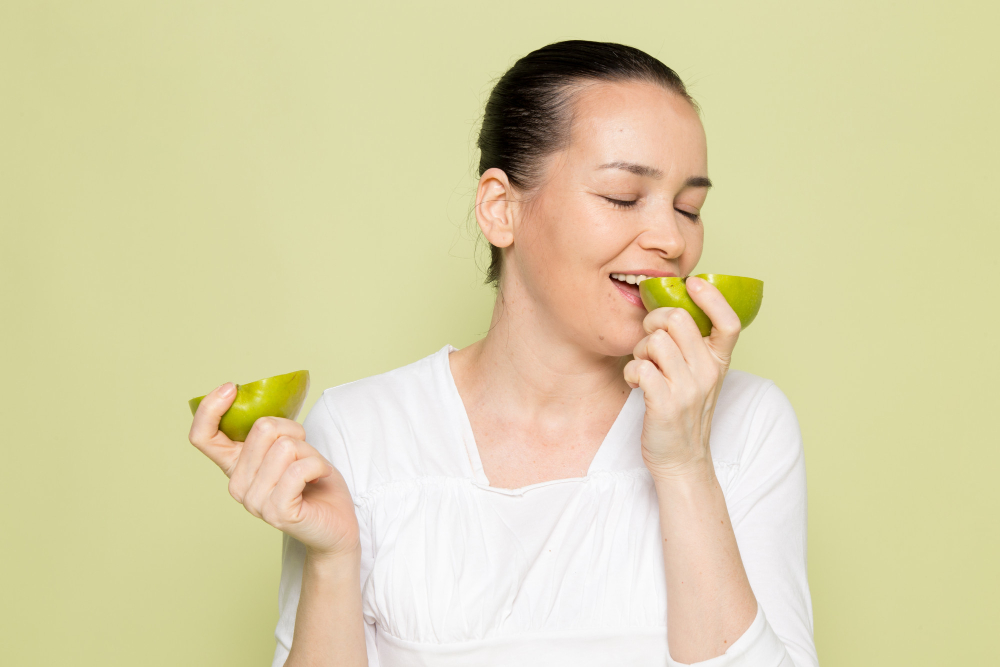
left=475, top=168, right=515, bottom=249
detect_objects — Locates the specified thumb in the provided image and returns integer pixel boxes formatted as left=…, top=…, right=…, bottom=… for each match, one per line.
left=188, top=383, right=239, bottom=468
left=686, top=276, right=740, bottom=361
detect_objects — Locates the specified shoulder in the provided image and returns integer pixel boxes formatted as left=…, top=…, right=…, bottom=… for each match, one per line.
left=316, top=347, right=449, bottom=422
left=301, top=346, right=470, bottom=497
left=719, top=368, right=776, bottom=405
left=711, top=369, right=802, bottom=471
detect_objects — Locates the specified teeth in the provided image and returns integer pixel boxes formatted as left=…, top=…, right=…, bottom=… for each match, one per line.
left=612, top=273, right=658, bottom=284
left=612, top=273, right=652, bottom=283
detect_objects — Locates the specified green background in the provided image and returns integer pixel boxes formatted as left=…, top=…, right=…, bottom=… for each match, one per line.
left=2, top=1, right=997, bottom=664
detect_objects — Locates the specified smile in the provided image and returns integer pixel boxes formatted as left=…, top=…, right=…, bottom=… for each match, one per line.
left=611, top=273, right=654, bottom=285
left=609, top=273, right=649, bottom=309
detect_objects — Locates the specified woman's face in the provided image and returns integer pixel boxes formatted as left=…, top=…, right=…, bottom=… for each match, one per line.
left=504, top=80, right=710, bottom=357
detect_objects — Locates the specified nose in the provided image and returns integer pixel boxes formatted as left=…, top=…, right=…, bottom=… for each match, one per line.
left=637, top=213, right=686, bottom=259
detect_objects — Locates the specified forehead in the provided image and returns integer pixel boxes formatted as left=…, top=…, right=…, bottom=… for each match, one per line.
left=565, top=80, right=707, bottom=173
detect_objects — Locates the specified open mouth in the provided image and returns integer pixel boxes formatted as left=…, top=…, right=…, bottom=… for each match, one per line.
left=610, top=273, right=656, bottom=309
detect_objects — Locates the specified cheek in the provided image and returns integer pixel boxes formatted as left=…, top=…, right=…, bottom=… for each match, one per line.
left=595, top=288, right=649, bottom=353
left=680, top=224, right=705, bottom=273
left=553, top=195, right=631, bottom=271
left=520, top=192, right=618, bottom=283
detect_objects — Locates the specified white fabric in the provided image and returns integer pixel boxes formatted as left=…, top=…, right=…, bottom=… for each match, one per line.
left=272, top=345, right=818, bottom=666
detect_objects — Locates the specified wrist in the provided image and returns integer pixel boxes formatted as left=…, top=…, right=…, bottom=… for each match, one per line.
left=648, top=456, right=717, bottom=489
left=305, top=544, right=361, bottom=571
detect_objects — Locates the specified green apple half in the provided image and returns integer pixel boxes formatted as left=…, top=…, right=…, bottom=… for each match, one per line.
left=638, top=274, right=764, bottom=337
left=188, top=370, right=310, bottom=442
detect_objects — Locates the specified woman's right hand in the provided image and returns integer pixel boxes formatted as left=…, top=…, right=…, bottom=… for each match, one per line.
left=188, top=382, right=360, bottom=559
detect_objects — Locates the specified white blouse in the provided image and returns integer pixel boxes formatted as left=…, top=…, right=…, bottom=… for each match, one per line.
left=272, top=346, right=818, bottom=666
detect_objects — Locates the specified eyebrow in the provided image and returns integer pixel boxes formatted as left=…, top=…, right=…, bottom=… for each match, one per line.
left=598, top=161, right=663, bottom=178
left=597, top=161, right=713, bottom=188
left=684, top=176, right=713, bottom=189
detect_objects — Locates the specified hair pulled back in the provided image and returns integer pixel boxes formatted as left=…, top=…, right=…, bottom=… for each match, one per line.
left=477, top=40, right=695, bottom=287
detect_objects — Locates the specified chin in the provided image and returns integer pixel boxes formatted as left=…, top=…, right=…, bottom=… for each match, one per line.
left=594, top=321, right=646, bottom=358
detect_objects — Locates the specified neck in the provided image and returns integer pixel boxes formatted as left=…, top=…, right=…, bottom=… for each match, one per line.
left=452, top=272, right=630, bottom=415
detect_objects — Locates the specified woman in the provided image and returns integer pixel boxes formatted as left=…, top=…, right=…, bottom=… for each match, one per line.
left=189, top=41, right=817, bottom=667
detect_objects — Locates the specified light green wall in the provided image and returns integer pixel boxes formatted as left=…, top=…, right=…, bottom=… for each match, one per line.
left=2, top=1, right=997, bottom=664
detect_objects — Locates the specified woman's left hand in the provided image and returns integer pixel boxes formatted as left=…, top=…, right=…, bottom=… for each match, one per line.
left=623, top=276, right=743, bottom=480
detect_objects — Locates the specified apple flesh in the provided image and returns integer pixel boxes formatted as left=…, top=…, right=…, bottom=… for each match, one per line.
left=638, top=274, right=764, bottom=337
left=188, top=370, right=310, bottom=442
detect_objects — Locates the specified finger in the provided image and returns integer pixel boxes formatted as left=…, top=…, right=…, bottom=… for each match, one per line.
left=642, top=306, right=709, bottom=369
left=623, top=358, right=669, bottom=396
left=641, top=307, right=677, bottom=335
left=267, top=455, right=335, bottom=525
left=188, top=383, right=240, bottom=472
left=242, top=437, right=314, bottom=517
left=634, top=329, right=689, bottom=383
left=632, top=309, right=677, bottom=360
left=189, top=382, right=237, bottom=446
left=686, top=276, right=741, bottom=358
left=229, top=417, right=308, bottom=503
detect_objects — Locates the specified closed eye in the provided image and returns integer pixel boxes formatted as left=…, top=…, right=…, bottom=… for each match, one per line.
left=676, top=208, right=700, bottom=222
left=602, top=196, right=638, bottom=209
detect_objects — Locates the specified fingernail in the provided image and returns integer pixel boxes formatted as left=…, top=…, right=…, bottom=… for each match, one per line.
left=687, top=277, right=703, bottom=292
left=218, top=382, right=235, bottom=397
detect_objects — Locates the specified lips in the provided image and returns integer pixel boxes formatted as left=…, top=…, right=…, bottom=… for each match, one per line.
left=610, top=271, right=677, bottom=309
left=610, top=275, right=644, bottom=308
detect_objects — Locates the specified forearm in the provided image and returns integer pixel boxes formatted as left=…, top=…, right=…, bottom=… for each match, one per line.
left=655, top=463, right=757, bottom=664
left=285, top=548, right=367, bottom=667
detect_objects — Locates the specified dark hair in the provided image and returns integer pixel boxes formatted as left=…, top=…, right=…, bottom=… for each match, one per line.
left=477, top=40, right=696, bottom=287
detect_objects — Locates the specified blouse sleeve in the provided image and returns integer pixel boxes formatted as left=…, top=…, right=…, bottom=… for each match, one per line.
left=271, top=392, right=379, bottom=667
left=667, top=381, right=819, bottom=667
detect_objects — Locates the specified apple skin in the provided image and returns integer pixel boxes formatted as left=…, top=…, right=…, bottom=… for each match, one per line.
left=188, top=370, right=310, bottom=442
left=638, top=274, right=764, bottom=337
